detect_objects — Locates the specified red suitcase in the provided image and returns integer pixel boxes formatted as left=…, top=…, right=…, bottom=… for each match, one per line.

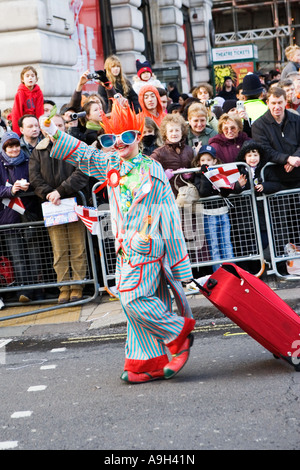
left=194, top=263, right=300, bottom=371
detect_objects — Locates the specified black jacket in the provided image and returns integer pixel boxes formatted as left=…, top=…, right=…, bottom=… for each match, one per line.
left=252, top=109, right=300, bottom=165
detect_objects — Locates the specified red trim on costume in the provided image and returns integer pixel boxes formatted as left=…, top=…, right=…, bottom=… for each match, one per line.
left=166, top=317, right=196, bottom=355
left=124, top=354, right=169, bottom=373
left=117, top=264, right=143, bottom=292
left=93, top=180, right=107, bottom=194
left=63, top=141, right=81, bottom=160
left=171, top=253, right=189, bottom=269
left=128, top=254, right=164, bottom=268
left=129, top=230, right=152, bottom=256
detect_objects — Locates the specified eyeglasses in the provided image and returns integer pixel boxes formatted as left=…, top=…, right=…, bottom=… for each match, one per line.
left=99, top=130, right=140, bottom=148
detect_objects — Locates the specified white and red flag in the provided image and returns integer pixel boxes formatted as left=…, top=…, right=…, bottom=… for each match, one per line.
left=75, top=204, right=99, bottom=235
left=3, top=181, right=26, bottom=215
left=2, top=197, right=26, bottom=215
left=204, top=163, right=240, bottom=191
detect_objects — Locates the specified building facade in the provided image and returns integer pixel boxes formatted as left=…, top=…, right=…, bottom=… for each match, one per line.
left=0, top=0, right=214, bottom=109
left=0, top=0, right=299, bottom=110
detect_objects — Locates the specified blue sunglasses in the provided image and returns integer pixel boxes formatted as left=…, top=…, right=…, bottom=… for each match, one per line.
left=99, top=130, right=140, bottom=148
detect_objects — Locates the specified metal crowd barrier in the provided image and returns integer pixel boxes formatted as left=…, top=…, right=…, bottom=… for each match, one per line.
left=261, top=163, right=300, bottom=280
left=92, top=163, right=270, bottom=295
left=0, top=191, right=99, bottom=321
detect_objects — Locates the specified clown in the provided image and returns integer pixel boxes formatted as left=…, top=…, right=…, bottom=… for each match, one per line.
left=40, top=101, right=195, bottom=384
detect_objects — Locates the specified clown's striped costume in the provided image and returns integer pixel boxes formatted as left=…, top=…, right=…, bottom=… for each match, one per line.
left=50, top=131, right=195, bottom=373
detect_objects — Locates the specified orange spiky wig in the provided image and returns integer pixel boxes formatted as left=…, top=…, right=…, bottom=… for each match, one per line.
left=100, top=99, right=145, bottom=135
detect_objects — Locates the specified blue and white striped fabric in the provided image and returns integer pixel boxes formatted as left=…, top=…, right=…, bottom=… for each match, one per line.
left=50, top=132, right=195, bottom=373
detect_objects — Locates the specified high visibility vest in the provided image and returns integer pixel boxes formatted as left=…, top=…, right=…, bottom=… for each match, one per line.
left=244, top=99, right=268, bottom=123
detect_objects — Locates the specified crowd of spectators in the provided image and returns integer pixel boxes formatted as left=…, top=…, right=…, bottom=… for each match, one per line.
left=1, top=45, right=300, bottom=303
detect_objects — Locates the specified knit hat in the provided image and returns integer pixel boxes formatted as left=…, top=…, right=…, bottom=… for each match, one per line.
left=136, top=59, right=152, bottom=79
left=236, top=140, right=266, bottom=164
left=242, top=73, right=263, bottom=96
left=1, top=131, right=20, bottom=150
left=198, top=145, right=217, bottom=159
left=222, top=99, right=237, bottom=113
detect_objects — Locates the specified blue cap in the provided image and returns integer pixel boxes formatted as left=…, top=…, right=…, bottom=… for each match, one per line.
left=197, top=145, right=216, bottom=158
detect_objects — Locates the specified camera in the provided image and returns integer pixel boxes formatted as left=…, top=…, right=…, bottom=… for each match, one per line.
left=205, top=99, right=215, bottom=108
left=70, top=111, right=86, bottom=121
left=87, top=72, right=100, bottom=80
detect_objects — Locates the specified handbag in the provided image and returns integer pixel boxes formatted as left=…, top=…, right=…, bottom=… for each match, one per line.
left=174, top=174, right=199, bottom=207
left=285, top=243, right=300, bottom=275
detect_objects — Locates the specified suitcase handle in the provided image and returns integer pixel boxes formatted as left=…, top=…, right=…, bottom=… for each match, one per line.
left=192, top=278, right=218, bottom=296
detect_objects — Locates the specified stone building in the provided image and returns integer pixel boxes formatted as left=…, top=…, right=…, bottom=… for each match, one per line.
left=0, top=0, right=214, bottom=109
left=0, top=0, right=299, bottom=110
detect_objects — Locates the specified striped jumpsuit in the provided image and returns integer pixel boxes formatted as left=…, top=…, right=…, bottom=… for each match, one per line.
left=50, top=132, right=195, bottom=373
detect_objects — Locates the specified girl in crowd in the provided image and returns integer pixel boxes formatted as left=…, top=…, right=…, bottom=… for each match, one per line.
left=140, top=117, right=163, bottom=156
left=98, top=55, right=140, bottom=113
left=151, top=113, right=194, bottom=197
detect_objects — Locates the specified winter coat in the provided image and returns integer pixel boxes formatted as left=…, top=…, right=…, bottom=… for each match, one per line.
left=208, top=131, right=250, bottom=163
left=11, top=83, right=44, bottom=136
left=251, top=109, right=300, bottom=165
left=132, top=76, right=163, bottom=96
left=150, top=140, right=194, bottom=196
left=98, top=79, right=140, bottom=114
left=187, top=126, right=217, bottom=148
left=29, top=139, right=89, bottom=203
left=0, top=150, right=39, bottom=225
left=281, top=61, right=300, bottom=80
left=251, top=109, right=300, bottom=188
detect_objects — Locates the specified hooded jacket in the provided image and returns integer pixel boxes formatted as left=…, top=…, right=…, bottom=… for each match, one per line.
left=11, top=83, right=44, bottom=136
left=138, top=85, right=165, bottom=127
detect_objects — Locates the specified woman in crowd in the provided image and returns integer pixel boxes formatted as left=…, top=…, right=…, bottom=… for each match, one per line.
left=208, top=113, right=250, bottom=163
left=98, top=55, right=140, bottom=113
left=0, top=131, right=42, bottom=302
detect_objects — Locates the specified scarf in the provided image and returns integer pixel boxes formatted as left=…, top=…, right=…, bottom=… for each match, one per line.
left=1, top=148, right=27, bottom=167
left=86, top=120, right=103, bottom=131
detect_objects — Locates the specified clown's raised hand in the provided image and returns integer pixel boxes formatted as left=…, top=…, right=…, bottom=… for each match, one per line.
left=39, top=115, right=59, bottom=139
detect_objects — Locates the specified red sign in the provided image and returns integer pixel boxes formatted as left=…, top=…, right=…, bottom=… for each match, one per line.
left=70, top=0, right=105, bottom=91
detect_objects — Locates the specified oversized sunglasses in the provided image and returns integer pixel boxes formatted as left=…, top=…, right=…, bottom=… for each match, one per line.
left=99, top=130, right=140, bottom=148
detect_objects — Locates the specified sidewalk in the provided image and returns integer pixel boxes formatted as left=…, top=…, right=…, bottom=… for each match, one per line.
left=0, top=276, right=299, bottom=340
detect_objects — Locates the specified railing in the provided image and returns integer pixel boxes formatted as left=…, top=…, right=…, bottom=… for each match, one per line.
left=0, top=192, right=99, bottom=322
left=261, top=163, right=300, bottom=280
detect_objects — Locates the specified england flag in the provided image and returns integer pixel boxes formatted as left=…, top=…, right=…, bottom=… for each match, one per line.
left=204, top=163, right=240, bottom=191
left=75, top=204, right=99, bottom=235
left=2, top=196, right=25, bottom=215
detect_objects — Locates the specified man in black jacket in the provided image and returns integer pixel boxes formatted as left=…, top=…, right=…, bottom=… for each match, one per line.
left=29, top=114, right=89, bottom=304
left=252, top=87, right=300, bottom=175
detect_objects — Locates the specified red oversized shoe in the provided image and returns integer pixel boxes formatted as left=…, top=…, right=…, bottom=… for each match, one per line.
left=164, top=334, right=194, bottom=379
left=120, top=369, right=165, bottom=384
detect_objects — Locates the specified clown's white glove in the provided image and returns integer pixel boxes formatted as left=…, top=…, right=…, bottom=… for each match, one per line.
left=39, top=116, right=59, bottom=139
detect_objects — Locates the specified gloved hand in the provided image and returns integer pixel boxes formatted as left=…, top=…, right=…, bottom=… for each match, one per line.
left=165, top=169, right=174, bottom=180
left=39, top=116, right=58, bottom=137
left=200, top=164, right=209, bottom=173
left=96, top=69, right=109, bottom=83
